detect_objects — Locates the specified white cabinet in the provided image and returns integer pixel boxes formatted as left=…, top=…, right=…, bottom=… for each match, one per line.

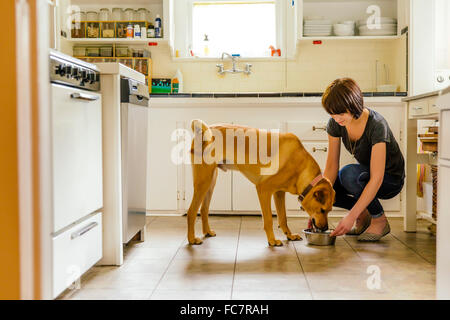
left=298, top=0, right=401, bottom=40
left=147, top=114, right=179, bottom=211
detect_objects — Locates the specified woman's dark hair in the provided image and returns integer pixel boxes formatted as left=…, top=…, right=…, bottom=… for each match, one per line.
left=322, top=78, right=364, bottom=119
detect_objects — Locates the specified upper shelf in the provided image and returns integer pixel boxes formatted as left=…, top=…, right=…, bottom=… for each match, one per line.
left=299, top=35, right=401, bottom=41
left=68, top=38, right=168, bottom=45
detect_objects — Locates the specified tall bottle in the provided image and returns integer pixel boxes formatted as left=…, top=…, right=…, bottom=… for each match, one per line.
left=155, top=14, right=162, bottom=38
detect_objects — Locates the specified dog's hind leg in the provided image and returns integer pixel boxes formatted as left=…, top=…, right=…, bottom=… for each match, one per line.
left=256, top=185, right=282, bottom=246
left=200, top=168, right=218, bottom=238
left=274, top=191, right=302, bottom=241
left=187, top=164, right=216, bottom=245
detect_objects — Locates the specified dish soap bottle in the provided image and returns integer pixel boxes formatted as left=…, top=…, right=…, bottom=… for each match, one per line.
left=203, top=34, right=210, bottom=57
left=172, top=69, right=184, bottom=93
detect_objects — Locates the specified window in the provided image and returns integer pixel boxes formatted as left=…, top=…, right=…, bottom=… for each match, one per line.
left=191, top=1, right=277, bottom=58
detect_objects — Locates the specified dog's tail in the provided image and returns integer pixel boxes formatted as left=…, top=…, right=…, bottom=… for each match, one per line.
left=191, top=119, right=212, bottom=141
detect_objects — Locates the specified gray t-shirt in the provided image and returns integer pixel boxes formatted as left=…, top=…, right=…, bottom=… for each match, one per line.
left=326, top=108, right=405, bottom=179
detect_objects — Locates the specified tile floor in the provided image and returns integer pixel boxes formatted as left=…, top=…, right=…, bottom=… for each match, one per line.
left=58, top=215, right=436, bottom=300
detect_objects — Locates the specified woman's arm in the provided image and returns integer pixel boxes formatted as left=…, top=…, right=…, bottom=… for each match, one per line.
left=323, top=134, right=341, bottom=184
left=331, top=142, right=386, bottom=236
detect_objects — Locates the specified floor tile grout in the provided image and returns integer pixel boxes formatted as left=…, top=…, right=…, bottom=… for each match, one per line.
left=230, top=217, right=243, bottom=300
left=389, top=232, right=435, bottom=265
left=292, top=240, right=315, bottom=300
left=147, top=220, right=188, bottom=300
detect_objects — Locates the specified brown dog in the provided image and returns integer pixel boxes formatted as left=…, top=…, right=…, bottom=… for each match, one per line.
left=187, top=120, right=335, bottom=246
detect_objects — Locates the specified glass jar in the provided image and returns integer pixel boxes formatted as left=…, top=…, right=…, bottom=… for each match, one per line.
left=86, top=11, right=98, bottom=21
left=137, top=8, right=150, bottom=22
left=124, top=8, right=134, bottom=21
left=72, top=10, right=81, bottom=22
left=80, top=12, right=86, bottom=22
left=133, top=9, right=140, bottom=21
left=112, top=8, right=123, bottom=21
left=99, top=8, right=111, bottom=21
left=71, top=10, right=85, bottom=38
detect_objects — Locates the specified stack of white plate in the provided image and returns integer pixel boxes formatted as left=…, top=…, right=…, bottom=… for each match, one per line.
left=304, top=18, right=332, bottom=37
left=357, top=17, right=397, bottom=36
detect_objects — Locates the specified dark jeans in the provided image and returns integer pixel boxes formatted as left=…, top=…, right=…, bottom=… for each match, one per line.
left=333, top=164, right=404, bottom=218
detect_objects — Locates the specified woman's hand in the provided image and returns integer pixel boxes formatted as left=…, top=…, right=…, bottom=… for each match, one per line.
left=330, top=213, right=356, bottom=237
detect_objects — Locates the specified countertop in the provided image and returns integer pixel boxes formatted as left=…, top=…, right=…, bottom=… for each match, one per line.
left=148, top=95, right=405, bottom=108
left=401, top=90, right=441, bottom=102
left=95, top=62, right=146, bottom=83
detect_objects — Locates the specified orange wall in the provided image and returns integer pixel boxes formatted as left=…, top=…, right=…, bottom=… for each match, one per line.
left=0, top=0, right=21, bottom=300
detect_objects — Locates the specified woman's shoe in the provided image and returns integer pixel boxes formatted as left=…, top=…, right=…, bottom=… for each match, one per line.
left=346, top=214, right=372, bottom=235
left=357, top=221, right=391, bottom=242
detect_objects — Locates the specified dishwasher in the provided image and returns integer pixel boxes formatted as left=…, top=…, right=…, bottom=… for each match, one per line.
left=120, top=78, right=149, bottom=243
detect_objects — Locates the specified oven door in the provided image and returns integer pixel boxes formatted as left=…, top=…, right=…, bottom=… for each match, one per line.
left=51, top=83, right=103, bottom=233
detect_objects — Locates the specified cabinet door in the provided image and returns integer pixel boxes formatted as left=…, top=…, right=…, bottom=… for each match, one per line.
left=147, top=113, right=178, bottom=211
left=232, top=120, right=281, bottom=212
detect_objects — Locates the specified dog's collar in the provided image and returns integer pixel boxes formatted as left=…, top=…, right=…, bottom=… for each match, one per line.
left=298, top=174, right=324, bottom=202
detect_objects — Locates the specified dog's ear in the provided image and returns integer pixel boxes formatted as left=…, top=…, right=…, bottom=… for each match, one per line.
left=313, top=188, right=327, bottom=204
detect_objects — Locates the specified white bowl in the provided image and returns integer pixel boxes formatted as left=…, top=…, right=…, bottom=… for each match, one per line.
left=334, top=23, right=354, bottom=33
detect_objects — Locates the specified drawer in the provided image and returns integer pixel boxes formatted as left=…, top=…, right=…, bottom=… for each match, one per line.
left=409, top=99, right=429, bottom=118
left=428, top=96, right=440, bottom=115
left=286, top=121, right=328, bottom=141
left=52, top=212, right=102, bottom=298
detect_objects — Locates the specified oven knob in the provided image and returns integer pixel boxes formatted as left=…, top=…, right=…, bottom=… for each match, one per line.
left=437, top=75, right=445, bottom=83
left=81, top=69, right=88, bottom=80
left=65, top=65, right=72, bottom=77
left=72, top=67, right=80, bottom=79
left=56, top=64, right=66, bottom=77
left=88, top=71, right=96, bottom=83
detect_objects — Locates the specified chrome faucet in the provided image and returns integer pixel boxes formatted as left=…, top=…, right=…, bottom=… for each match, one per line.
left=216, top=52, right=252, bottom=75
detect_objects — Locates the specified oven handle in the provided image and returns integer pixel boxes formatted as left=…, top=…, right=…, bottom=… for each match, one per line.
left=70, top=92, right=100, bottom=101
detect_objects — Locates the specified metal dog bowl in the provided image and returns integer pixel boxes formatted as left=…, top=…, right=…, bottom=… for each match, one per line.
left=303, top=228, right=336, bottom=246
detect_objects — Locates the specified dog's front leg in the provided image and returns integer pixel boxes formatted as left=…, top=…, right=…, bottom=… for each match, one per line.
left=256, top=186, right=282, bottom=246
left=274, top=191, right=302, bottom=241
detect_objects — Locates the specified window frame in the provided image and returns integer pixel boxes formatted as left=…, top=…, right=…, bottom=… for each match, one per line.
left=185, top=0, right=285, bottom=59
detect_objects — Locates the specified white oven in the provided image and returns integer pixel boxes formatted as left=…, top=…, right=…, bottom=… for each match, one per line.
left=49, top=50, right=103, bottom=298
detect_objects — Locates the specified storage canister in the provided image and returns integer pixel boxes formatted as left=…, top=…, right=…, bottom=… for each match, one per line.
left=99, top=8, right=111, bottom=21
left=112, top=8, right=123, bottom=21
left=124, top=8, right=134, bottom=21
left=86, top=11, right=98, bottom=21
left=137, top=8, right=150, bottom=22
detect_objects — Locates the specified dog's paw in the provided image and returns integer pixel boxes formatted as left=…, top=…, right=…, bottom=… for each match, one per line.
left=268, top=239, right=283, bottom=246
left=287, top=233, right=302, bottom=241
left=204, top=230, right=216, bottom=237
left=188, top=237, right=203, bottom=245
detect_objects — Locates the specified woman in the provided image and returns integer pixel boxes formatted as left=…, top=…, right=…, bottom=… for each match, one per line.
left=322, top=78, right=405, bottom=241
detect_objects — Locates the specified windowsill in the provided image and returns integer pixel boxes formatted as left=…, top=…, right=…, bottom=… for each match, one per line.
left=171, top=56, right=296, bottom=62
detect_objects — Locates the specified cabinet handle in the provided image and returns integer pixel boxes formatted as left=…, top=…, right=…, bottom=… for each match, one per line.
left=412, top=106, right=423, bottom=110
left=312, top=125, right=326, bottom=131
left=70, top=92, right=99, bottom=101
left=312, top=147, right=327, bottom=152
left=71, top=222, right=98, bottom=240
